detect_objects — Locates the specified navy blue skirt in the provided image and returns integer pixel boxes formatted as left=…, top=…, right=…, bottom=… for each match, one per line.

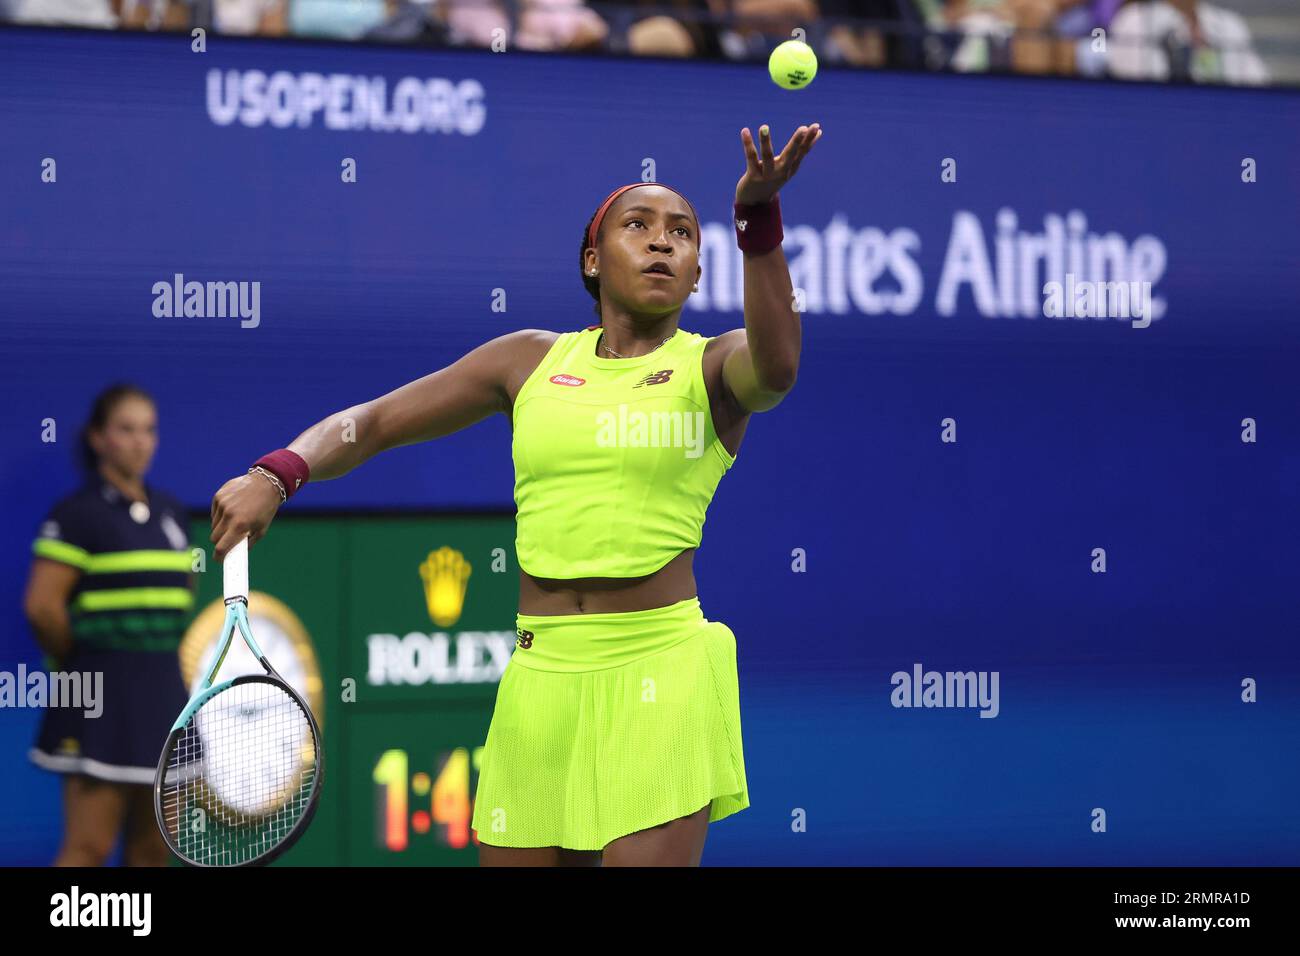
left=30, top=646, right=190, bottom=785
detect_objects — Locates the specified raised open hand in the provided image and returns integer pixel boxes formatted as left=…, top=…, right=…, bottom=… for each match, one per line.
left=736, top=123, right=823, bottom=205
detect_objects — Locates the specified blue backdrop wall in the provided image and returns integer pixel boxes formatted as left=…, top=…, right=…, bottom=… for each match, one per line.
left=1, top=26, right=1298, bottom=864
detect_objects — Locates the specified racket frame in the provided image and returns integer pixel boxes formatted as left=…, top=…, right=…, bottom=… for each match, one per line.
left=153, top=538, right=325, bottom=867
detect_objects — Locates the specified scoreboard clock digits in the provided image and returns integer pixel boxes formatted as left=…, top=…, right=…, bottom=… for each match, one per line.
left=373, top=746, right=484, bottom=852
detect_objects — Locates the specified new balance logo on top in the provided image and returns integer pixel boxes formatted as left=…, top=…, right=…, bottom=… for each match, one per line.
left=736, top=218, right=748, bottom=231
left=516, top=628, right=534, bottom=649
left=633, top=369, right=674, bottom=388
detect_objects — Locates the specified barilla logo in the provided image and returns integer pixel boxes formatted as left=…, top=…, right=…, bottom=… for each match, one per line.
left=549, top=374, right=585, bottom=387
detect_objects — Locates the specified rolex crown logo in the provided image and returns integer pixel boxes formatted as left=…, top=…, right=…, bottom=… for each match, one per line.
left=418, top=546, right=472, bottom=628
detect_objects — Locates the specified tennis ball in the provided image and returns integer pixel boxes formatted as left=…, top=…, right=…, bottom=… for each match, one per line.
left=769, top=40, right=818, bottom=90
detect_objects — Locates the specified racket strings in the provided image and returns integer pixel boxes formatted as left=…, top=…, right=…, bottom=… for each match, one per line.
left=161, top=680, right=319, bottom=865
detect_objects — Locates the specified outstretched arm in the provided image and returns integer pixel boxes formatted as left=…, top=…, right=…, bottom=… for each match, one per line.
left=210, top=329, right=550, bottom=559
left=720, top=123, right=822, bottom=413
left=288, top=332, right=521, bottom=480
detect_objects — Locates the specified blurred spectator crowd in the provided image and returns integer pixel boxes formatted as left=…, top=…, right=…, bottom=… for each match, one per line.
left=0, top=0, right=1282, bottom=85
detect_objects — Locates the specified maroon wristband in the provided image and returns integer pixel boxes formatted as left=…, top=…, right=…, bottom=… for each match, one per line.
left=252, top=449, right=310, bottom=500
left=734, top=194, right=784, bottom=255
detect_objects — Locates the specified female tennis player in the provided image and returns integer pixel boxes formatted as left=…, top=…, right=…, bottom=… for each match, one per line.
left=210, top=122, right=821, bottom=865
left=25, top=383, right=195, bottom=866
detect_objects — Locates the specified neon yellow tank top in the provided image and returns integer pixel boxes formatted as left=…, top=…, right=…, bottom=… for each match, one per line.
left=512, top=326, right=736, bottom=578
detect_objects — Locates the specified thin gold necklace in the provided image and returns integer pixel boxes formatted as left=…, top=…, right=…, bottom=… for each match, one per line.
left=598, top=329, right=676, bottom=359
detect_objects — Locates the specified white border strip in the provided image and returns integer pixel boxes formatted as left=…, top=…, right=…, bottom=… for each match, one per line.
left=28, top=748, right=155, bottom=785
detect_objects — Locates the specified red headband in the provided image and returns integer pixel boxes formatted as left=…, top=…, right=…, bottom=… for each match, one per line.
left=586, top=183, right=701, bottom=252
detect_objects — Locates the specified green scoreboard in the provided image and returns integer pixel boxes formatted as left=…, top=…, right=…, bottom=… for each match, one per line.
left=185, top=512, right=516, bottom=866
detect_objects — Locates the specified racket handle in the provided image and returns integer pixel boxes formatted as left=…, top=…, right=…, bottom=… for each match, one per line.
left=224, top=536, right=249, bottom=602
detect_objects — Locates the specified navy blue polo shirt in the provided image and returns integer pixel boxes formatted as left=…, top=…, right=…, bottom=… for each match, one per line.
left=32, top=474, right=196, bottom=652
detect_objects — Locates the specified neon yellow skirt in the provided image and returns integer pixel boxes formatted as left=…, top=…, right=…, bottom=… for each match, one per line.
left=470, top=596, right=749, bottom=851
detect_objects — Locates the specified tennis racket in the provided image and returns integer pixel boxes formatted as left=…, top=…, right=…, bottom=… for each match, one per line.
left=154, top=536, right=324, bottom=866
